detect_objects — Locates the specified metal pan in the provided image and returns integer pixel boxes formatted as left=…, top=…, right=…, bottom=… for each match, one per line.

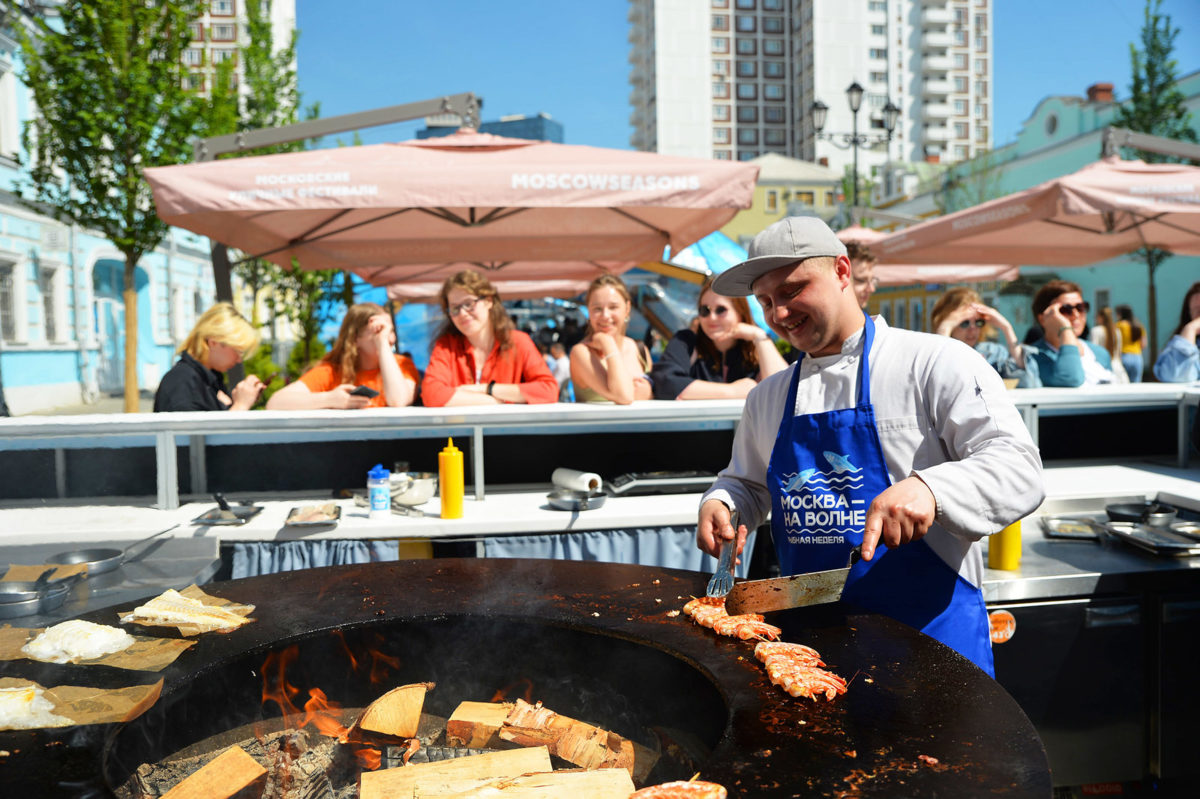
left=1105, top=501, right=1177, bottom=527
left=546, top=488, right=606, bottom=512
left=43, top=523, right=180, bottom=576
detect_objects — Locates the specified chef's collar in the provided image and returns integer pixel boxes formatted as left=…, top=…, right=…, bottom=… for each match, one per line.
left=799, top=319, right=873, bottom=372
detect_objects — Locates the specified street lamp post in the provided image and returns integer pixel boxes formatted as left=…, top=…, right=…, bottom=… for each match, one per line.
left=811, top=82, right=900, bottom=210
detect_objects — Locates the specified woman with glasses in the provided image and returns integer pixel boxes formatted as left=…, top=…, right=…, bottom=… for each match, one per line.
left=1153, top=281, right=1200, bottom=383
left=650, top=277, right=787, bottom=400
left=154, top=302, right=264, bottom=412
left=930, top=287, right=1037, bottom=388
left=1026, top=280, right=1116, bottom=387
left=268, top=302, right=420, bottom=409
left=421, top=271, right=558, bottom=407
left=569, top=274, right=654, bottom=404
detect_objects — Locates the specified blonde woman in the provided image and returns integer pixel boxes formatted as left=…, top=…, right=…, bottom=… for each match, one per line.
left=931, top=287, right=1036, bottom=387
left=154, top=302, right=263, bottom=412
left=267, top=302, right=419, bottom=409
left=570, top=275, right=653, bottom=404
left=1089, top=307, right=1128, bottom=384
left=650, top=277, right=786, bottom=399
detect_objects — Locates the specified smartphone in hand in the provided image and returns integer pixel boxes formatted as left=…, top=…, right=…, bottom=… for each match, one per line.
left=350, top=385, right=379, bottom=398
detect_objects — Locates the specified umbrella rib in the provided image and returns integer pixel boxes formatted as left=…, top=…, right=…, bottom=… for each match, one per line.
left=1041, top=218, right=1113, bottom=235
left=418, top=207, right=524, bottom=226
left=231, top=208, right=419, bottom=265
left=609, top=207, right=671, bottom=240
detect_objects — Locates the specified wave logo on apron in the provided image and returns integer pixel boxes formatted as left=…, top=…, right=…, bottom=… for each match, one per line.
left=778, top=450, right=867, bottom=545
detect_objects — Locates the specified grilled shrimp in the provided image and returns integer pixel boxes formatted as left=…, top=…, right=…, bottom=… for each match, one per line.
left=630, top=779, right=728, bottom=798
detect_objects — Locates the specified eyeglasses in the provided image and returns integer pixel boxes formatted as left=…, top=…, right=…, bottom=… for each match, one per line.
left=1058, top=302, right=1090, bottom=317
left=699, top=304, right=731, bottom=318
left=957, top=319, right=986, bottom=330
left=449, top=297, right=482, bottom=317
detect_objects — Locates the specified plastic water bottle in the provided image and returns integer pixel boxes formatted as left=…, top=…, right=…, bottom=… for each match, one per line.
left=367, top=463, right=391, bottom=520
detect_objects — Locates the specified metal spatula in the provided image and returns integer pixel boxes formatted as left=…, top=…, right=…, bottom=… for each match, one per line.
left=705, top=511, right=739, bottom=598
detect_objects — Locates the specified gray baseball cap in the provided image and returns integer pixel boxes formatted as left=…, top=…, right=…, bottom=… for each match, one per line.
left=712, top=216, right=848, bottom=296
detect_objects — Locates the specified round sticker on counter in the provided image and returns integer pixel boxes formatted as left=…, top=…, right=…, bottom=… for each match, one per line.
left=989, top=610, right=1016, bottom=644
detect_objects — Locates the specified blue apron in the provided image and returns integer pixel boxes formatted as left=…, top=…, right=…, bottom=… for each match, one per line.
left=766, top=316, right=994, bottom=676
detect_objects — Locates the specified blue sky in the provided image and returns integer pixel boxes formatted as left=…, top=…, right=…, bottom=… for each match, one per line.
left=295, top=0, right=1200, bottom=151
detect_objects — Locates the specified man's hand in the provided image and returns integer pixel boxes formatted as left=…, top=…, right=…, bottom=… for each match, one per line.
left=698, top=499, right=747, bottom=560
left=861, top=476, right=936, bottom=560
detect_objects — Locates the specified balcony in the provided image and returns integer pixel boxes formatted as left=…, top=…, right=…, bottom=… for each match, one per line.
left=923, top=78, right=953, bottom=95
left=923, top=124, right=951, bottom=141
left=922, top=55, right=953, bottom=72
left=922, top=31, right=953, bottom=50
left=923, top=103, right=952, bottom=119
left=922, top=6, right=953, bottom=25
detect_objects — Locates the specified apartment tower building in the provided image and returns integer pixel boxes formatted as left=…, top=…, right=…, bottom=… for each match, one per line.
left=629, top=0, right=992, bottom=177
left=182, top=0, right=296, bottom=98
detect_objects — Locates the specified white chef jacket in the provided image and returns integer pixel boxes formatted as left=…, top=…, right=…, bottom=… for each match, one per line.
left=703, top=317, right=1044, bottom=588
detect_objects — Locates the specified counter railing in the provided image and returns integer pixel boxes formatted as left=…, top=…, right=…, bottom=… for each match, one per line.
left=1, top=384, right=1196, bottom=509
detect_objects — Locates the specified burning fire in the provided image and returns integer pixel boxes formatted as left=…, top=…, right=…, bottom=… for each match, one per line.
left=491, top=677, right=536, bottom=703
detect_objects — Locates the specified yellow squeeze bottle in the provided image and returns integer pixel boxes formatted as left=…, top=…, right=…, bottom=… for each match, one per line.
left=988, top=519, right=1022, bottom=571
left=438, top=437, right=464, bottom=519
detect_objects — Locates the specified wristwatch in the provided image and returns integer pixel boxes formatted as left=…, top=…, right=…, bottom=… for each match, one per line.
left=486, top=380, right=496, bottom=396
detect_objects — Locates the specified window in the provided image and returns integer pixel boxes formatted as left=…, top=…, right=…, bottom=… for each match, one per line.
left=763, top=0, right=783, bottom=9
left=763, top=16, right=783, bottom=33
left=713, top=82, right=730, bottom=99
left=974, top=58, right=986, bottom=75
left=975, top=102, right=986, bottom=119
left=824, top=191, right=834, bottom=206
left=954, top=7, right=967, bottom=24
left=211, top=49, right=236, bottom=64
left=735, top=0, right=755, bottom=8
left=183, top=73, right=205, bottom=91
left=182, top=48, right=204, bottom=66
left=797, top=191, right=815, bottom=206
left=953, top=29, right=966, bottom=45
left=764, top=106, right=785, bottom=122
left=713, top=104, right=731, bottom=121
left=869, top=1, right=887, bottom=10
left=954, top=122, right=969, bottom=138
left=712, top=0, right=728, bottom=7
left=736, top=60, right=757, bottom=77
left=713, top=14, right=729, bottom=31
left=869, top=48, right=887, bottom=59
left=0, top=261, right=15, bottom=342
left=737, top=105, right=758, bottom=123
left=762, top=38, right=784, bottom=55
left=766, top=190, right=778, bottom=212
left=712, top=37, right=730, bottom=53
left=955, top=145, right=969, bottom=160
left=735, top=15, right=756, bottom=32
left=763, top=60, right=784, bottom=78
left=738, top=128, right=758, bottom=145
left=713, top=127, right=731, bottom=144
left=975, top=13, right=987, bottom=29
left=189, top=22, right=204, bottom=41
left=713, top=59, right=729, bottom=75
left=736, top=38, right=756, bottom=54
left=975, top=35, right=987, bottom=50
left=210, top=23, right=236, bottom=41
left=736, top=83, right=757, bottom=99
left=953, top=99, right=967, bottom=114
left=763, top=84, right=784, bottom=100
left=714, top=150, right=731, bottom=160
left=38, top=266, right=57, bottom=342
left=870, top=71, right=887, bottom=83
left=976, top=124, right=988, bottom=142
left=738, top=150, right=758, bottom=161
left=953, top=52, right=967, bottom=68
left=871, top=24, right=886, bottom=35
left=210, top=0, right=234, bottom=15
left=867, top=93, right=888, bottom=108
left=764, top=129, right=786, bottom=145
left=975, top=79, right=987, bottom=96
left=954, top=75, right=968, bottom=92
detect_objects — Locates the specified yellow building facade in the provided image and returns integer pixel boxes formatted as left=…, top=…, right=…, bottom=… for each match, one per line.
left=721, top=154, right=842, bottom=247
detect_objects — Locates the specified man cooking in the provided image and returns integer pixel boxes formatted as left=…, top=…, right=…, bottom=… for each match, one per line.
left=697, top=217, right=1043, bottom=676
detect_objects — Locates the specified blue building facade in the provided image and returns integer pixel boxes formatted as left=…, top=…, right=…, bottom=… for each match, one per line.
left=418, top=112, right=564, bottom=143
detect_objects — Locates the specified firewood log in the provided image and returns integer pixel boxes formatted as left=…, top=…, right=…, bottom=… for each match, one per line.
left=415, top=767, right=636, bottom=797
left=159, top=746, right=266, bottom=799
left=356, top=681, right=435, bottom=738
left=359, top=745, right=551, bottom=799
left=445, top=700, right=514, bottom=748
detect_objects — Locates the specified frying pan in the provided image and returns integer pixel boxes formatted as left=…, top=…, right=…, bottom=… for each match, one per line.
left=546, top=488, right=607, bottom=511
left=1105, top=501, right=1177, bottom=527
left=43, top=523, right=181, bottom=576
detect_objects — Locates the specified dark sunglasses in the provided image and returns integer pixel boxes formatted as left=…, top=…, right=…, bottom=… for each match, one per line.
left=1058, top=302, right=1090, bottom=316
left=699, top=304, right=731, bottom=318
left=957, top=319, right=986, bottom=330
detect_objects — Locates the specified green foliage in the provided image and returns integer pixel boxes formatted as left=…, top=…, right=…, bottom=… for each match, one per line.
left=936, top=149, right=1007, bottom=214
left=242, top=340, right=286, bottom=405
left=272, top=263, right=343, bottom=369
left=1112, top=0, right=1198, bottom=163
left=286, top=333, right=327, bottom=379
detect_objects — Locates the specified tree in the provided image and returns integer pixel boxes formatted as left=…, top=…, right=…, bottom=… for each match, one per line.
left=935, top=149, right=1007, bottom=215
left=12, top=0, right=208, bottom=412
left=1110, top=0, right=1198, bottom=359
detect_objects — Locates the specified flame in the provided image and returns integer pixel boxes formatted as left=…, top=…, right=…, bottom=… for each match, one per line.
left=490, top=677, right=535, bottom=703
left=356, top=747, right=382, bottom=770
left=303, top=688, right=351, bottom=740
left=369, top=649, right=402, bottom=685
left=333, top=629, right=360, bottom=673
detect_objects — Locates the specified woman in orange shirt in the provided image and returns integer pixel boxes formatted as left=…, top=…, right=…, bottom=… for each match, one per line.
left=266, top=302, right=419, bottom=409
left=421, top=271, right=559, bottom=407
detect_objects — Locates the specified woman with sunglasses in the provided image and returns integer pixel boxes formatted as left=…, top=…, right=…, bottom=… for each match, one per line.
left=569, top=274, right=655, bottom=404
left=421, top=271, right=558, bottom=407
left=267, top=302, right=420, bottom=409
left=1026, top=280, right=1116, bottom=387
left=1153, top=281, right=1200, bottom=383
left=930, top=288, right=1037, bottom=388
left=154, top=302, right=264, bottom=412
left=650, top=277, right=787, bottom=400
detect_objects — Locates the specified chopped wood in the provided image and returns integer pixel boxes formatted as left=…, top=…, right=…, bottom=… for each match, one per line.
left=159, top=745, right=266, bottom=799
left=415, top=767, right=636, bottom=798
left=497, top=699, right=659, bottom=783
left=356, top=681, right=435, bottom=738
left=359, top=745, right=551, bottom=799
left=445, top=700, right=514, bottom=748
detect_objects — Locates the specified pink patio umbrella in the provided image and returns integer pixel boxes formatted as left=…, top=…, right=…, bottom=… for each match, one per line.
left=386, top=275, right=594, bottom=303
left=836, top=225, right=1018, bottom=285
left=144, top=129, right=758, bottom=285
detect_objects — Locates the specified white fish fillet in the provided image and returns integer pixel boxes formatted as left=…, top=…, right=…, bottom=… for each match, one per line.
left=123, top=589, right=252, bottom=631
left=0, top=685, right=74, bottom=730
left=20, top=619, right=135, bottom=664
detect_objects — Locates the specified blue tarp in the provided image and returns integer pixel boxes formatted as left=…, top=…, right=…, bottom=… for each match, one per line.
left=666, top=232, right=768, bottom=329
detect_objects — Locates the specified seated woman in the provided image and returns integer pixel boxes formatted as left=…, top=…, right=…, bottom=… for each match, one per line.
left=1154, top=281, right=1200, bottom=383
left=570, top=274, right=653, bottom=405
left=421, top=271, right=559, bottom=406
left=930, top=287, right=1038, bottom=388
left=266, top=303, right=419, bottom=409
left=651, top=277, right=786, bottom=399
left=155, top=303, right=264, bottom=412
left=1025, top=280, right=1116, bottom=387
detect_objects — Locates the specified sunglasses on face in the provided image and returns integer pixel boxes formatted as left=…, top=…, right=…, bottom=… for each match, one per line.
left=449, top=297, right=482, bottom=317
left=699, top=304, right=731, bottom=319
left=1058, top=302, right=1090, bottom=316
left=957, top=319, right=986, bottom=330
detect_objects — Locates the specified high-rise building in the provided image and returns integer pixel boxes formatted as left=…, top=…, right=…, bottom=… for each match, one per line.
left=182, top=0, right=296, bottom=97
left=629, top=0, right=992, bottom=177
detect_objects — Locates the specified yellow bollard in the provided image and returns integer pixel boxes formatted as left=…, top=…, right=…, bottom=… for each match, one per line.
left=988, top=519, right=1022, bottom=571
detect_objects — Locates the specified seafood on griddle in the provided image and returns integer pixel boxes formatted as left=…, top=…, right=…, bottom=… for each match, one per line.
left=681, top=596, right=781, bottom=641
left=754, top=641, right=847, bottom=702
left=630, top=779, right=728, bottom=798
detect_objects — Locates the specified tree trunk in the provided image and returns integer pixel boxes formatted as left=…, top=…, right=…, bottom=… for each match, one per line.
left=212, top=240, right=234, bottom=303
left=1146, top=252, right=1160, bottom=367
left=123, top=257, right=139, bottom=414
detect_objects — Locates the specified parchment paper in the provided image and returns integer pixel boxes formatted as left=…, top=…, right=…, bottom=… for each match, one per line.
left=0, top=676, right=162, bottom=730
left=117, top=583, right=255, bottom=636
left=2, top=563, right=89, bottom=581
left=0, top=625, right=194, bottom=671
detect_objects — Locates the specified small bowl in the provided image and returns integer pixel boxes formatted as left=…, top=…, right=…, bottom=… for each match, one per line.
left=547, top=489, right=607, bottom=512
left=391, top=472, right=438, bottom=507
left=1105, top=501, right=1177, bottom=527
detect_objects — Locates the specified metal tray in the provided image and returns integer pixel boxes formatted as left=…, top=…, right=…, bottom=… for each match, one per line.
left=191, top=504, right=263, bottom=526
left=1040, top=515, right=1106, bottom=540
left=1170, top=521, right=1200, bottom=541
left=284, top=503, right=342, bottom=528
left=1104, top=522, right=1200, bottom=557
